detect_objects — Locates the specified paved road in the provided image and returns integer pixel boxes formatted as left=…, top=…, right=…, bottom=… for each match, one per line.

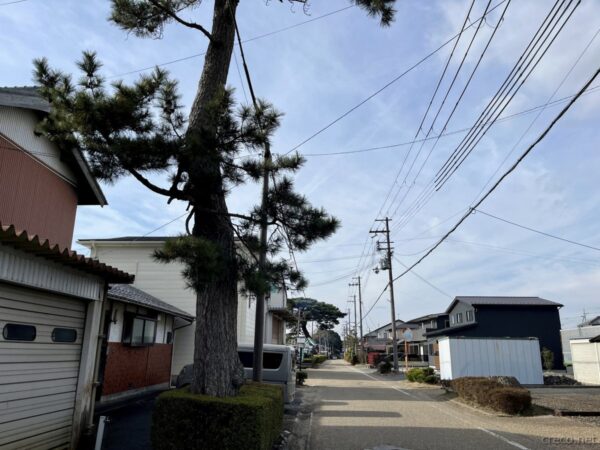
left=305, top=360, right=600, bottom=450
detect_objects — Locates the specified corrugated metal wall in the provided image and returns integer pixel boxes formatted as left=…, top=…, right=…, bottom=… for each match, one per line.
left=0, top=244, right=103, bottom=301
left=0, top=135, right=78, bottom=248
left=0, top=283, right=86, bottom=449
left=439, top=337, right=544, bottom=384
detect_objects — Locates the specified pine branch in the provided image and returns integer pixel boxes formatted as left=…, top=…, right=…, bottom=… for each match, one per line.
left=148, top=0, right=213, bottom=40
left=128, top=166, right=188, bottom=200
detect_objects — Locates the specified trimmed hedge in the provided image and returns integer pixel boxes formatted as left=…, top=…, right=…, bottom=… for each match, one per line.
left=296, top=370, right=308, bottom=385
left=312, top=354, right=327, bottom=365
left=406, top=367, right=437, bottom=384
left=450, top=377, right=531, bottom=415
left=303, top=354, right=327, bottom=367
left=152, top=383, right=283, bottom=450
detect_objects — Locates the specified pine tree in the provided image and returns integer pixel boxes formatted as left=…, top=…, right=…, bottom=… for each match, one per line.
left=33, top=0, right=397, bottom=397
left=287, top=297, right=346, bottom=338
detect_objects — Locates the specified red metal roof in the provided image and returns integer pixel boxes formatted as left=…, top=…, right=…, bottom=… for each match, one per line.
left=0, top=223, right=134, bottom=284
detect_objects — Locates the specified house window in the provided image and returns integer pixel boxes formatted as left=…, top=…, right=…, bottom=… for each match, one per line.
left=51, top=328, right=77, bottom=343
left=456, top=313, right=463, bottom=324
left=430, top=320, right=437, bottom=329
left=3, top=323, right=36, bottom=341
left=122, top=315, right=156, bottom=346
left=450, top=315, right=455, bottom=325
left=466, top=310, right=474, bottom=322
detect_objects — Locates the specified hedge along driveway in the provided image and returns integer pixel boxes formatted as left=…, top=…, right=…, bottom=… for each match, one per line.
left=152, top=383, right=284, bottom=450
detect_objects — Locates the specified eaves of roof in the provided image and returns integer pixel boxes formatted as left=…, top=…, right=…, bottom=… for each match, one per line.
left=108, top=284, right=193, bottom=321
left=0, top=86, right=106, bottom=206
left=425, top=322, right=478, bottom=337
left=0, top=223, right=133, bottom=284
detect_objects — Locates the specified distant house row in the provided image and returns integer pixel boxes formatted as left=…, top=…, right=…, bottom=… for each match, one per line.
left=363, top=295, right=565, bottom=369
left=0, top=87, right=288, bottom=448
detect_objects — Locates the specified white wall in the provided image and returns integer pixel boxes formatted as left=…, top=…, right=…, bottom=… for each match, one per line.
left=439, top=337, right=544, bottom=384
left=571, top=340, right=600, bottom=385
left=85, top=241, right=259, bottom=375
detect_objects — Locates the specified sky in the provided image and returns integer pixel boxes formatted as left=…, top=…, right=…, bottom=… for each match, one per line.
left=2, top=0, right=600, bottom=334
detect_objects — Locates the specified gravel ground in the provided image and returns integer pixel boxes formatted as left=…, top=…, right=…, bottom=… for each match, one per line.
left=529, top=387, right=600, bottom=427
left=530, top=387, right=600, bottom=412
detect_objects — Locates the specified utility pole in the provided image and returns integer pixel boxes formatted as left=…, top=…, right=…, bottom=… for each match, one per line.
left=347, top=295, right=357, bottom=337
left=349, top=276, right=364, bottom=344
left=370, top=217, right=398, bottom=372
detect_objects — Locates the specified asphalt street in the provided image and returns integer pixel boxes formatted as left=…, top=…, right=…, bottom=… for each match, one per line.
left=305, top=360, right=600, bottom=450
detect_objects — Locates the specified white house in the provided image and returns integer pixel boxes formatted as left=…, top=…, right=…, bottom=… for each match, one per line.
left=79, top=237, right=287, bottom=380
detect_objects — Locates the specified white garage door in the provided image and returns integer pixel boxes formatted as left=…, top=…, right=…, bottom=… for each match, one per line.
left=0, top=284, right=86, bottom=449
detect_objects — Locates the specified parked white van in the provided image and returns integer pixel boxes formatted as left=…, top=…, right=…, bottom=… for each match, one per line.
left=175, top=344, right=296, bottom=403
left=237, top=344, right=296, bottom=403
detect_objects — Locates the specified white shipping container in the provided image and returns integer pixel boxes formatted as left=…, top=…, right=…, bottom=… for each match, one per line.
left=438, top=337, right=544, bottom=385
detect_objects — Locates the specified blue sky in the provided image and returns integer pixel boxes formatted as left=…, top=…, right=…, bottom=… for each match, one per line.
left=2, top=0, right=599, bottom=332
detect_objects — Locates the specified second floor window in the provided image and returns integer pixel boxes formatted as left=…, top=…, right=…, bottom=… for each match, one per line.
left=466, top=310, right=474, bottom=322
left=456, top=312, right=463, bottom=324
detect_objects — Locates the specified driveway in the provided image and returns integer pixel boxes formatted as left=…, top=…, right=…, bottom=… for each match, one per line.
left=96, top=393, right=158, bottom=450
left=304, top=360, right=600, bottom=450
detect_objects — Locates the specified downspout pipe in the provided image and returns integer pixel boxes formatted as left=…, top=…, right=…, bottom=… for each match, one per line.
left=86, top=283, right=110, bottom=432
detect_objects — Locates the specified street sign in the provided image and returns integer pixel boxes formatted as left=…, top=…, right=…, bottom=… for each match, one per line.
left=403, top=329, right=413, bottom=341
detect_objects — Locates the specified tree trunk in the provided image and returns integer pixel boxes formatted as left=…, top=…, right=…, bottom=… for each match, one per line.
left=187, top=0, right=244, bottom=397
left=301, top=320, right=311, bottom=339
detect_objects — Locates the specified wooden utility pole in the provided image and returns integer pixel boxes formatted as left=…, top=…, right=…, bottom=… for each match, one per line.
left=370, top=217, right=398, bottom=372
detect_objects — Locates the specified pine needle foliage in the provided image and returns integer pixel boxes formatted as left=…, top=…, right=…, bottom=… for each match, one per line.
left=33, top=52, right=339, bottom=296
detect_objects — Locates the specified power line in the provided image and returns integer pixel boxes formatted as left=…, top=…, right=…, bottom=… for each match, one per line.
left=390, top=65, right=600, bottom=284
left=393, top=256, right=452, bottom=299
left=377, top=0, right=479, bottom=217
left=283, top=0, right=510, bottom=156
left=301, top=85, right=600, bottom=157
left=346, top=0, right=508, bottom=295
left=109, top=5, right=354, bottom=79
left=0, top=0, right=27, bottom=5
left=298, top=252, right=377, bottom=264
left=387, top=0, right=511, bottom=220
left=392, top=18, right=599, bottom=236
left=435, top=0, right=580, bottom=191
left=391, top=0, right=580, bottom=235
left=361, top=282, right=389, bottom=322
left=474, top=209, right=600, bottom=252
left=471, top=24, right=600, bottom=202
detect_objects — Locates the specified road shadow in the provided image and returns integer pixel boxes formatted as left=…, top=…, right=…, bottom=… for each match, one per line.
left=316, top=410, right=402, bottom=418
left=311, top=424, right=597, bottom=450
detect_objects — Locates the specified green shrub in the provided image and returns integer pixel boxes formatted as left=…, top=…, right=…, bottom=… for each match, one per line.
left=406, top=367, right=436, bottom=383
left=296, top=370, right=308, bottom=385
left=542, top=347, right=554, bottom=370
left=152, top=383, right=283, bottom=450
left=351, top=354, right=359, bottom=365
left=450, top=377, right=532, bottom=415
left=378, top=360, right=392, bottom=374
